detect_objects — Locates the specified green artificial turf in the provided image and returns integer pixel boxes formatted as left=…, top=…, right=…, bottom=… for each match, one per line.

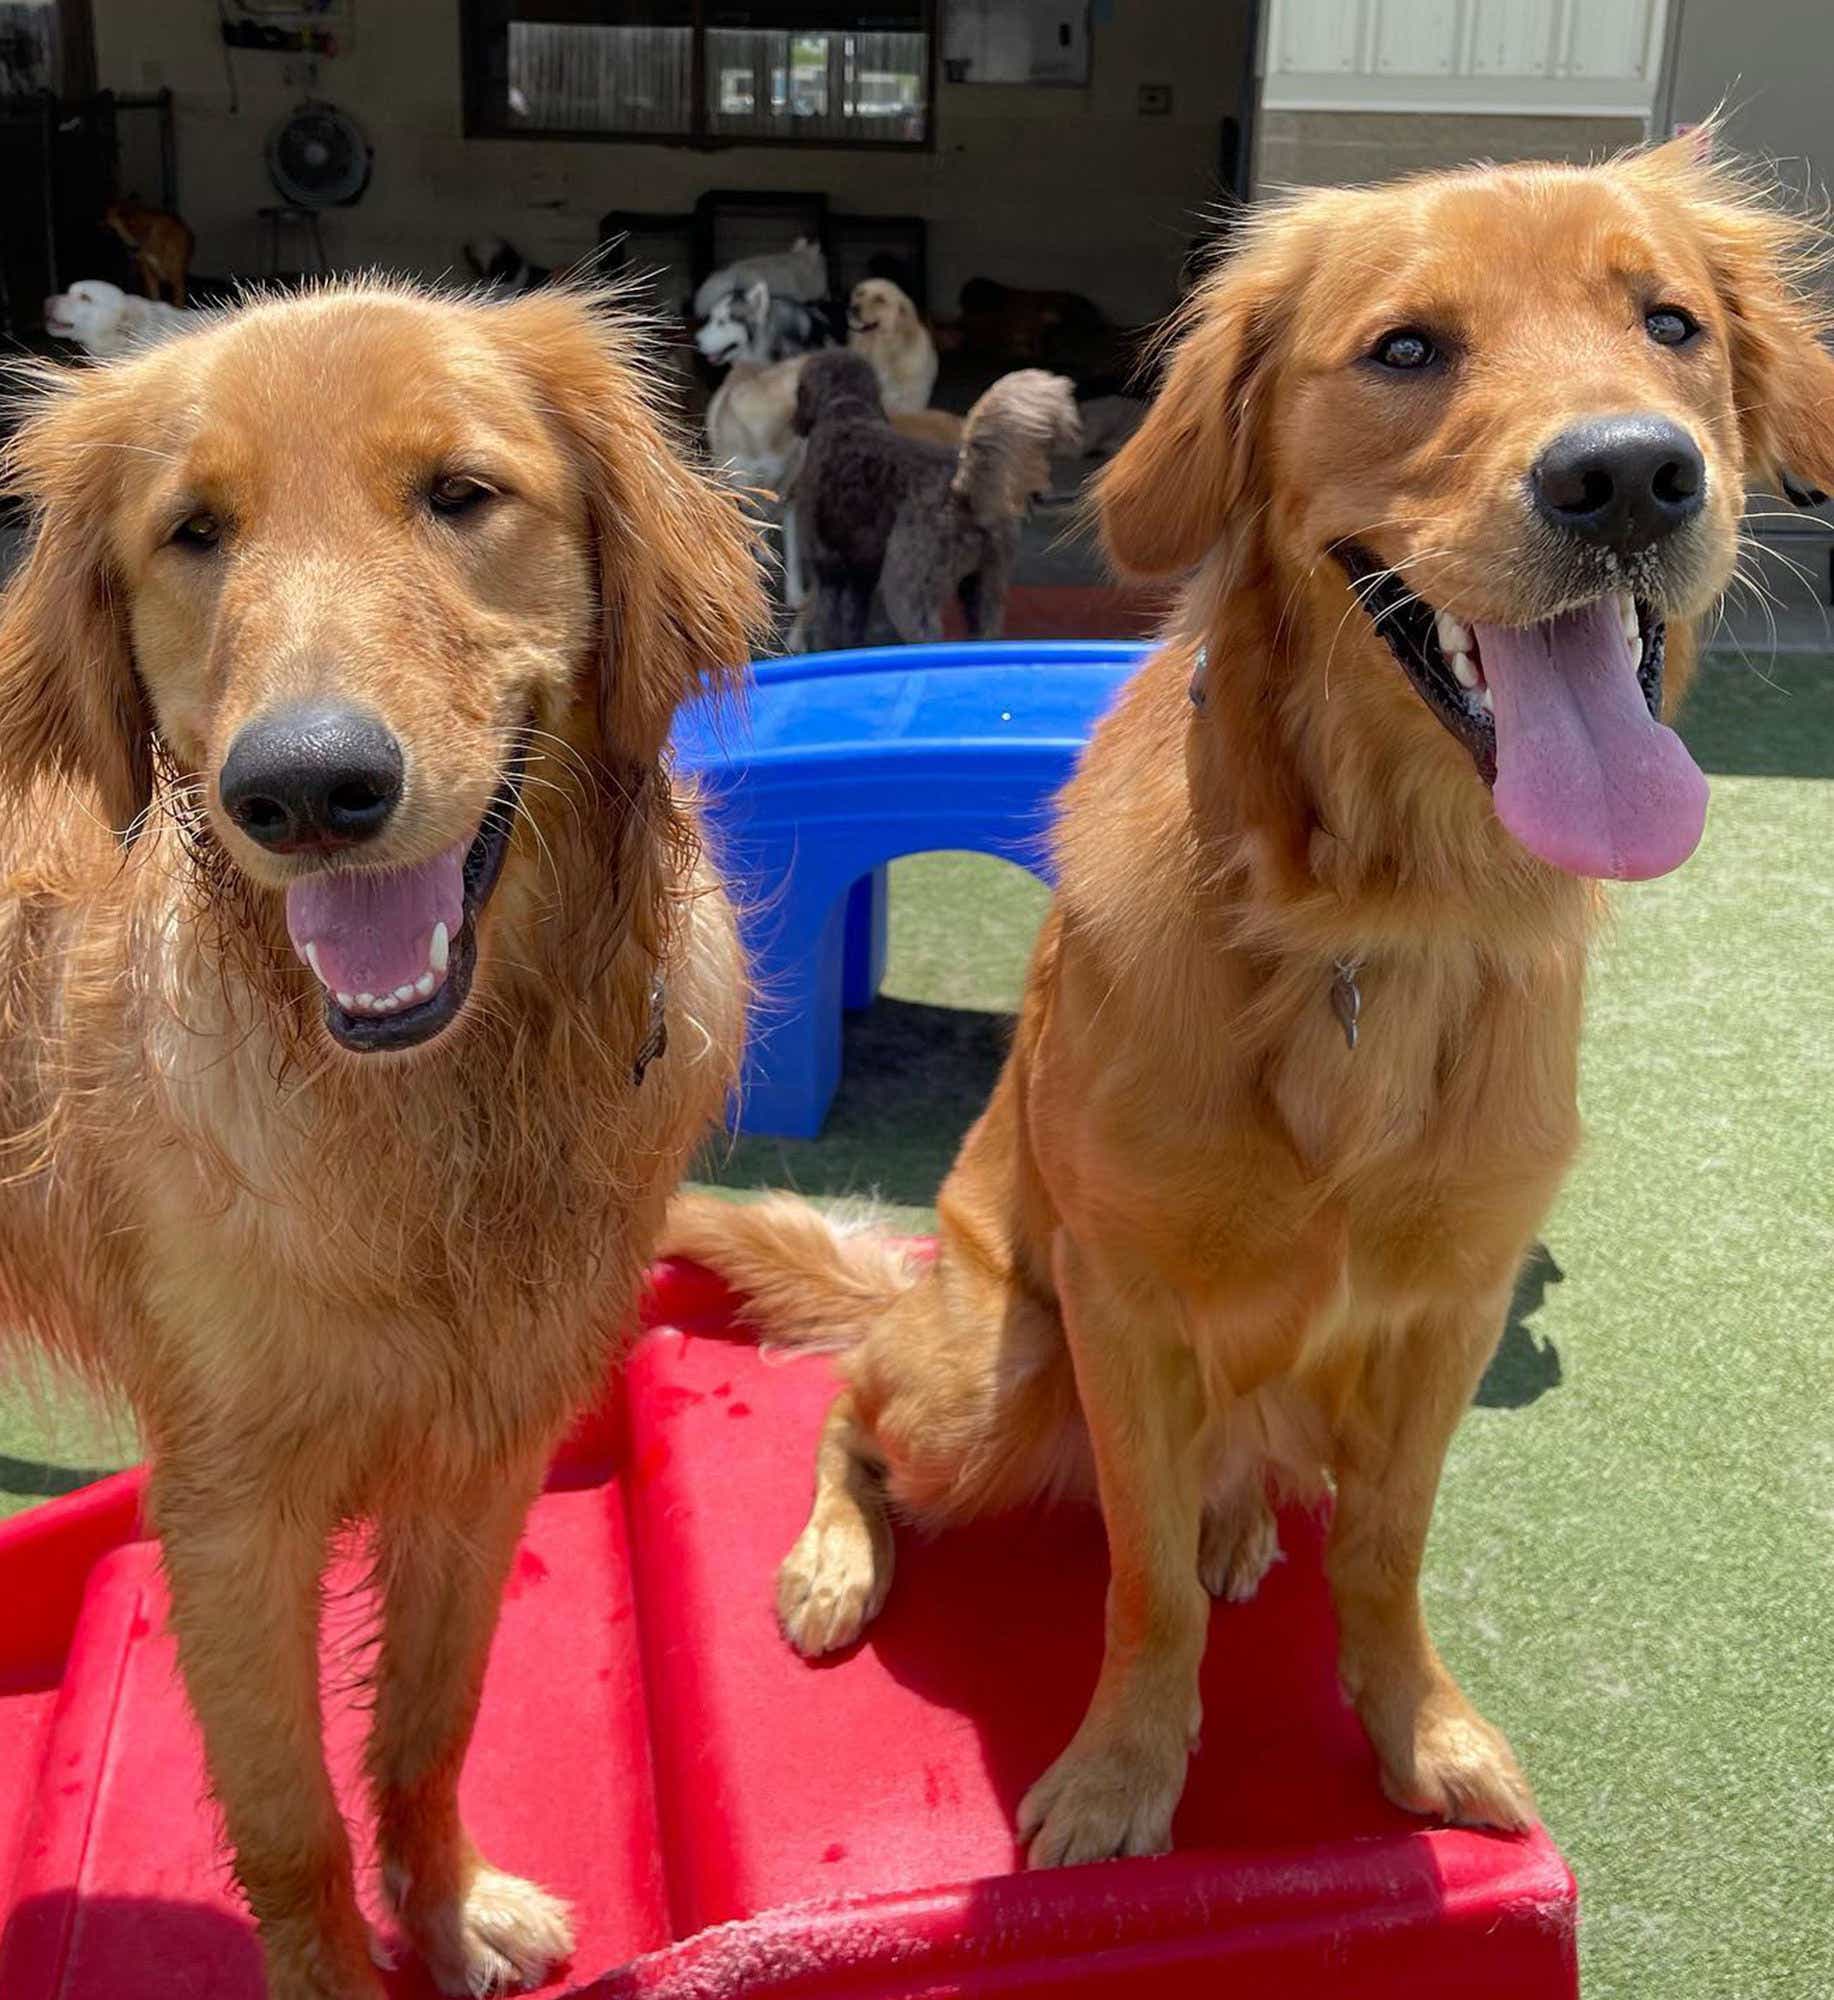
left=3, top=653, right=1829, bottom=1998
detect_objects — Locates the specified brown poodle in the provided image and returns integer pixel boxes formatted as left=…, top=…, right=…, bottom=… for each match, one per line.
left=791, top=349, right=1080, bottom=650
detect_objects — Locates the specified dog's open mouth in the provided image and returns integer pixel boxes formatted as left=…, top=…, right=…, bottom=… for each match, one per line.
left=282, top=734, right=528, bottom=1054
left=1333, top=542, right=1708, bottom=881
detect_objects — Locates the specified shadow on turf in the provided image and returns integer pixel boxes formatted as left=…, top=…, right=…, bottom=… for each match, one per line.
left=702, top=996, right=1014, bottom=1212
left=0, top=1452, right=111, bottom=1501
left=1683, top=658, right=1834, bottom=779
left=1477, top=1243, right=1565, bottom=1409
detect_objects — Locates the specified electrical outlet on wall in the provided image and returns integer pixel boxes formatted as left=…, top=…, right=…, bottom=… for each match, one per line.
left=1138, top=82, right=1171, bottom=115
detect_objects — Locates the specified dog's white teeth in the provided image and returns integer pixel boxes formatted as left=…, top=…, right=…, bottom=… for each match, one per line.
left=415, top=971, right=436, bottom=998
left=393, top=983, right=417, bottom=1004
left=1450, top=651, right=1480, bottom=689
left=1435, top=610, right=1472, bottom=657
left=1478, top=686, right=1495, bottom=715
left=429, top=922, right=450, bottom=974
left=1615, top=589, right=1638, bottom=642
left=304, top=941, right=324, bottom=984
left=335, top=991, right=354, bottom=1010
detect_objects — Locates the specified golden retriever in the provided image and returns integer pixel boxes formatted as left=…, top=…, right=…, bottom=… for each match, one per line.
left=0, top=283, right=764, bottom=1996
left=667, top=136, right=1834, bottom=1866
left=846, top=277, right=938, bottom=415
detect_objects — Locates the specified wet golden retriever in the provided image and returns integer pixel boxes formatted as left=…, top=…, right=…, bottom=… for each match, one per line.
left=668, top=136, right=1834, bottom=1864
left=0, top=283, right=763, bottom=1996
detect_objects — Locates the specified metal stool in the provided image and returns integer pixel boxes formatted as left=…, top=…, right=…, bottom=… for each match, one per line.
left=257, top=205, right=329, bottom=279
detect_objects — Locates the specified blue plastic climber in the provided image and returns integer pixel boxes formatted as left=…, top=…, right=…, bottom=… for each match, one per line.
left=673, top=641, right=1144, bottom=1138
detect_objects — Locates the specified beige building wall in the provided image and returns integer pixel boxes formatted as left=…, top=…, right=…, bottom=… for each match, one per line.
left=1663, top=0, right=1829, bottom=191
left=1256, top=109, right=1643, bottom=190
left=96, top=0, right=1253, bottom=325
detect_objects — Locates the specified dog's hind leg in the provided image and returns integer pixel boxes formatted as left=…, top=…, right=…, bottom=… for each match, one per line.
left=154, top=1471, right=383, bottom=1999
left=777, top=1388, right=897, bottom=1656
left=879, top=518, right=947, bottom=642
left=814, top=572, right=873, bottom=650
left=961, top=536, right=1016, bottom=639
left=368, top=1457, right=575, bottom=1996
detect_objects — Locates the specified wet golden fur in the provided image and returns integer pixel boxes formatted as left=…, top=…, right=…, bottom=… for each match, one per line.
left=0, top=282, right=765, bottom=1996
left=667, top=137, right=1834, bottom=1866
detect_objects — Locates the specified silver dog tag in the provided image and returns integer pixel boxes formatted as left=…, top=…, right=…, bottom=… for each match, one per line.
left=1330, top=958, right=1362, bottom=1052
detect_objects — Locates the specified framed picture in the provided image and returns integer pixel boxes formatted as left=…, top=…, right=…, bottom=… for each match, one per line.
left=942, top=0, right=1090, bottom=86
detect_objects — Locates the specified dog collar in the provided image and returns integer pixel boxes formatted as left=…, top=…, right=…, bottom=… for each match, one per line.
left=633, top=970, right=668, bottom=1087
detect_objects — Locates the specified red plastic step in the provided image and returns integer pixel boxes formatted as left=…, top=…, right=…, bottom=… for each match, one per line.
left=0, top=1260, right=1578, bottom=1998
left=0, top=1487, right=666, bottom=1997
left=597, top=1272, right=1576, bottom=1996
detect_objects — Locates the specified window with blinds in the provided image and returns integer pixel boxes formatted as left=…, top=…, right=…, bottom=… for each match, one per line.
left=463, top=1, right=934, bottom=146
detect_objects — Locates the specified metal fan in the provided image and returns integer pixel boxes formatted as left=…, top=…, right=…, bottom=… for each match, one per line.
left=265, top=99, right=372, bottom=210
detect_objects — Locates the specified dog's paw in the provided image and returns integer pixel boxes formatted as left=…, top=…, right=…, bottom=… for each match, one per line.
left=1367, top=1694, right=1536, bottom=1834
left=776, top=1511, right=891, bottom=1657
left=1198, top=1492, right=1282, bottom=1603
left=1016, top=1728, right=1191, bottom=1869
left=408, top=1866, right=575, bottom=1998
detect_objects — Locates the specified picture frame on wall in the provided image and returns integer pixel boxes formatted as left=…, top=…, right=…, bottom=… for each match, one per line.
left=942, top=0, right=1091, bottom=86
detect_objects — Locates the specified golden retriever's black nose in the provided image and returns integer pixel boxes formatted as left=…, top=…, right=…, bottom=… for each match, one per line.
left=220, top=704, right=403, bottom=853
left=1532, top=416, right=1704, bottom=552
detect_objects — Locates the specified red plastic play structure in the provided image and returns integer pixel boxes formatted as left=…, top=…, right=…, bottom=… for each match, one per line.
left=0, top=1258, right=1578, bottom=1997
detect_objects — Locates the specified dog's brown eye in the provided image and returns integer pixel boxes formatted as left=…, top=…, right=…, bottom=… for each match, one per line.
left=171, top=511, right=221, bottom=550
left=1646, top=306, right=1698, bottom=348
left=428, top=474, right=495, bottom=517
left=1371, top=328, right=1436, bottom=371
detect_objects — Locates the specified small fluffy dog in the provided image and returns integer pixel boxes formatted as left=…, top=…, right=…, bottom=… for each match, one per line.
left=692, top=235, right=827, bottom=319
left=0, top=281, right=764, bottom=1997
left=105, top=196, right=195, bottom=304
left=696, top=276, right=834, bottom=367
left=464, top=233, right=552, bottom=295
left=847, top=277, right=938, bottom=415
left=44, top=277, right=192, bottom=358
left=791, top=350, right=1079, bottom=647
left=670, top=136, right=1834, bottom=1867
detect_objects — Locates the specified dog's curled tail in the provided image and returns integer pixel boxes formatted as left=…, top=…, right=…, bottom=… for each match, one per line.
left=951, top=368, right=1083, bottom=527
left=661, top=1192, right=917, bottom=1351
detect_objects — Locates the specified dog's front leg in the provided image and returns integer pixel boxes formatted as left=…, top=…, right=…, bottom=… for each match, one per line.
left=367, top=1458, right=575, bottom=1997
left=1327, top=1283, right=1535, bottom=1832
left=1018, top=1231, right=1209, bottom=1867
left=154, top=1473, right=380, bottom=2000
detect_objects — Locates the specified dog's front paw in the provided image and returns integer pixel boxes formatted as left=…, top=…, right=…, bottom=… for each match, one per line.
left=776, top=1510, right=892, bottom=1657
left=1016, top=1726, right=1191, bottom=1868
left=1366, top=1691, right=1535, bottom=1833
left=405, top=1865, right=575, bottom=1998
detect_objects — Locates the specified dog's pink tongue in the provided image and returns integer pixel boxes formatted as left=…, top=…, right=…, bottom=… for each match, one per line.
left=1474, top=600, right=1707, bottom=880
left=284, top=845, right=465, bottom=999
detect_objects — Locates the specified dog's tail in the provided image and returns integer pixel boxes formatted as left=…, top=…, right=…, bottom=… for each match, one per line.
left=951, top=368, right=1083, bottom=526
left=662, top=1192, right=919, bottom=1351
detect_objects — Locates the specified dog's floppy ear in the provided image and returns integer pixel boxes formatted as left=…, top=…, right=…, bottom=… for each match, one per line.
left=1095, top=212, right=1309, bottom=577
left=1625, top=133, right=1834, bottom=496
left=497, top=289, right=767, bottom=768
left=0, top=368, right=155, bottom=840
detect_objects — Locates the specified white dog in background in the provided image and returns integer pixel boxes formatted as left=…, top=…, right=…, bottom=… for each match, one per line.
left=692, top=235, right=827, bottom=320
left=44, top=279, right=191, bottom=358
